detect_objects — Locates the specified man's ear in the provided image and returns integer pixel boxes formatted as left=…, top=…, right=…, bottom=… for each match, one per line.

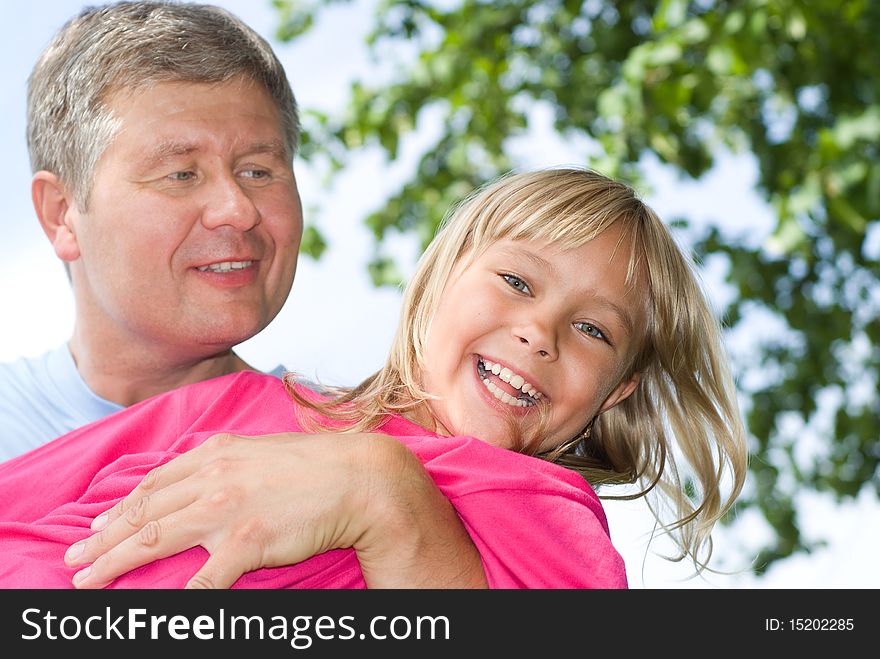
left=598, top=373, right=641, bottom=415
left=32, top=171, right=81, bottom=262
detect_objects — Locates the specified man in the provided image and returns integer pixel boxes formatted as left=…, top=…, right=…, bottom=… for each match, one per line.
left=1, top=0, right=302, bottom=458
left=1, top=1, right=485, bottom=588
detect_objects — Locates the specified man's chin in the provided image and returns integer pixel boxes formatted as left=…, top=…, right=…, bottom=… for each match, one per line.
left=189, top=321, right=267, bottom=351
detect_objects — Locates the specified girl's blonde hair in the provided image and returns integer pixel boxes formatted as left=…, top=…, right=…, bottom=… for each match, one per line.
left=288, top=167, right=748, bottom=574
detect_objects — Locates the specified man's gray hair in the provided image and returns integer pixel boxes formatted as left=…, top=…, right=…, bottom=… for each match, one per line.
left=27, top=1, right=300, bottom=209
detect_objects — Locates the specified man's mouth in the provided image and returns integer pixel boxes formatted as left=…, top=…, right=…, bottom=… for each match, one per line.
left=477, top=357, right=544, bottom=408
left=196, top=260, right=254, bottom=273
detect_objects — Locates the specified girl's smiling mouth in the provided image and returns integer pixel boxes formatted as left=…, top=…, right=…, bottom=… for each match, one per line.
left=476, top=356, right=545, bottom=408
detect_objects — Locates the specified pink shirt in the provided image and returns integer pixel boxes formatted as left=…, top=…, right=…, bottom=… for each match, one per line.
left=0, top=371, right=627, bottom=589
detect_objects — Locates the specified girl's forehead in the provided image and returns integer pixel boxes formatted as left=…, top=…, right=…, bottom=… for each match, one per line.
left=477, top=231, right=633, bottom=261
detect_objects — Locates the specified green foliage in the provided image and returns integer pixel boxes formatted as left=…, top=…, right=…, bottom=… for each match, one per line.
left=274, top=0, right=880, bottom=573
left=299, top=223, right=328, bottom=260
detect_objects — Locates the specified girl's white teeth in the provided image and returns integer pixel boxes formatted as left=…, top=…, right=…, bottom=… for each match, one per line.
left=479, top=358, right=543, bottom=408
left=483, top=379, right=531, bottom=407
left=197, top=260, right=253, bottom=273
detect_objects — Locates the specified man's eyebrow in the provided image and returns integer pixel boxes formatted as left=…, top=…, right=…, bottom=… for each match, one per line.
left=143, top=139, right=289, bottom=166
left=245, top=140, right=289, bottom=159
left=144, top=141, right=200, bottom=166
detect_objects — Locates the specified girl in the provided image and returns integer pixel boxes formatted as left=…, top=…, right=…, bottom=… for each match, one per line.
left=289, top=165, right=748, bottom=575
left=0, top=167, right=747, bottom=588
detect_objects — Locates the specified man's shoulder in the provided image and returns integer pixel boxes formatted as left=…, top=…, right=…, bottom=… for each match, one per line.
left=0, top=348, right=80, bottom=460
left=0, top=349, right=59, bottom=408
left=266, top=364, right=287, bottom=378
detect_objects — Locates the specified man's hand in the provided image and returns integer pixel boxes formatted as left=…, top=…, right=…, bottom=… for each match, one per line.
left=64, top=432, right=488, bottom=589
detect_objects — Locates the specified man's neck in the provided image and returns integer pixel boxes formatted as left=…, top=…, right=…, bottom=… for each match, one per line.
left=67, top=333, right=254, bottom=407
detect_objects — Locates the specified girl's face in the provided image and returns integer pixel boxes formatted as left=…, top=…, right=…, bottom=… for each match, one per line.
left=419, top=226, right=645, bottom=452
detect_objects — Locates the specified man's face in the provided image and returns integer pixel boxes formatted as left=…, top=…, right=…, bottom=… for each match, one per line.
left=66, top=77, right=302, bottom=360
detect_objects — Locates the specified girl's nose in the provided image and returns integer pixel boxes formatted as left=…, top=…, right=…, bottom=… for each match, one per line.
left=513, top=319, right=558, bottom=361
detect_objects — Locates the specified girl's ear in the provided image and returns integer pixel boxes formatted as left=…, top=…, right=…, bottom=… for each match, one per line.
left=32, top=171, right=81, bottom=262
left=598, top=373, right=641, bottom=415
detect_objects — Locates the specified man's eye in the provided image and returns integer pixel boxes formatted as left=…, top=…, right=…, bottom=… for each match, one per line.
left=168, top=171, right=196, bottom=182
left=575, top=322, right=607, bottom=342
left=501, top=274, right=530, bottom=294
left=241, top=169, right=269, bottom=179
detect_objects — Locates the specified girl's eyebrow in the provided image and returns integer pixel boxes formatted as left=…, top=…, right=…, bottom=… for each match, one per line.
left=496, top=245, right=556, bottom=274
left=587, top=295, right=635, bottom=337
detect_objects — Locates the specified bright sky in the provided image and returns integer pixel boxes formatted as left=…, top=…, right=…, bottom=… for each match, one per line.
left=1, top=0, right=875, bottom=588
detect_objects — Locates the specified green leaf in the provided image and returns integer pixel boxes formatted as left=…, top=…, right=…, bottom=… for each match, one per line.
left=299, top=224, right=327, bottom=260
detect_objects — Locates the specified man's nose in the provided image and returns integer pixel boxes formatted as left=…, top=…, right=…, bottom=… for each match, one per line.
left=200, top=174, right=261, bottom=231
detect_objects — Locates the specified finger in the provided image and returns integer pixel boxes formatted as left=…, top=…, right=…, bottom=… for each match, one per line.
left=91, top=449, right=198, bottom=531
left=96, top=443, right=227, bottom=530
left=184, top=547, right=258, bottom=590
left=71, top=505, right=207, bottom=589
left=88, top=464, right=167, bottom=533
left=66, top=475, right=200, bottom=567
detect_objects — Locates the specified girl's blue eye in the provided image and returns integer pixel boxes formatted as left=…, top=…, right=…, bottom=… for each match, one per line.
left=575, top=322, right=607, bottom=342
left=502, top=274, right=530, bottom=294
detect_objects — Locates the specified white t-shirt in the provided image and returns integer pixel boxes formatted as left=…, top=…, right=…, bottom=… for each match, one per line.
left=0, top=344, right=285, bottom=462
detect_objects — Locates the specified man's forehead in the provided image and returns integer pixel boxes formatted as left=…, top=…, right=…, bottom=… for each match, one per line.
left=101, top=79, right=289, bottom=158
left=104, top=76, right=271, bottom=112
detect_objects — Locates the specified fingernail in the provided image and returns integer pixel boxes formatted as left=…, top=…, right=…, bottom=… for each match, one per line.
left=91, top=512, right=108, bottom=530
left=66, top=542, right=84, bottom=562
left=72, top=566, right=91, bottom=586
